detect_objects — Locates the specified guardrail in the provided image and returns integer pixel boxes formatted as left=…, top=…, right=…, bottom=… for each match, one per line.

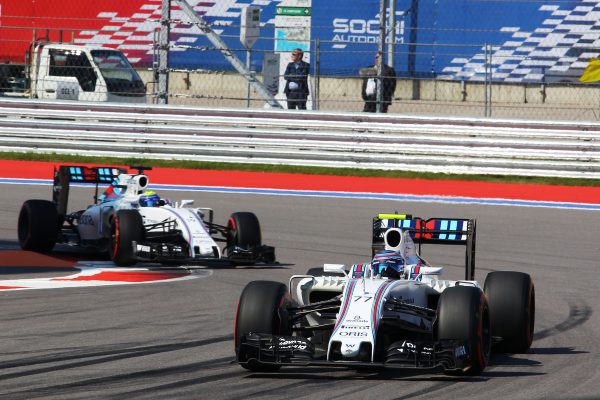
left=0, top=98, right=599, bottom=179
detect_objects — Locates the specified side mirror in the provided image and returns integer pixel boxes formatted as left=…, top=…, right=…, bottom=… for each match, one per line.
left=178, top=199, right=194, bottom=208
left=323, top=264, right=346, bottom=274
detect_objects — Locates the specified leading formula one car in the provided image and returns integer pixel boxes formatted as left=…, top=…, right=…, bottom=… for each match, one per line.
left=235, top=213, right=535, bottom=375
left=18, top=165, right=275, bottom=266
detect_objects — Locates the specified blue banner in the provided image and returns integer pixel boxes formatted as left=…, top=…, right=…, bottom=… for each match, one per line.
left=167, top=0, right=600, bottom=83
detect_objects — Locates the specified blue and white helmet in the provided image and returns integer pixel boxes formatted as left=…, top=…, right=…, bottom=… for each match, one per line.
left=372, top=250, right=405, bottom=279
left=139, top=190, right=161, bottom=207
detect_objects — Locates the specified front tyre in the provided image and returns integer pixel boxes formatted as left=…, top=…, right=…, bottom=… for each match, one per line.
left=437, top=286, right=491, bottom=376
left=484, top=271, right=535, bottom=353
left=18, top=200, right=59, bottom=252
left=227, top=212, right=261, bottom=249
left=234, top=280, right=290, bottom=372
left=109, top=210, right=144, bottom=266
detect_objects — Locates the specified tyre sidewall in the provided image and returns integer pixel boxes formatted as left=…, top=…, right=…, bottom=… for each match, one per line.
left=437, top=286, right=490, bottom=375
left=228, top=212, right=261, bottom=249
left=18, top=200, right=59, bottom=252
left=235, top=280, right=289, bottom=371
left=484, top=271, right=535, bottom=353
left=109, top=210, right=144, bottom=266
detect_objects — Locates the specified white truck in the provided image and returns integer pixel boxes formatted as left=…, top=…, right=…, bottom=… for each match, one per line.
left=0, top=42, right=147, bottom=103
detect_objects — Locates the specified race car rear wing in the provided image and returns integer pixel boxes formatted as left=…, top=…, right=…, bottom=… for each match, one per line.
left=52, top=165, right=126, bottom=216
left=372, top=213, right=477, bottom=280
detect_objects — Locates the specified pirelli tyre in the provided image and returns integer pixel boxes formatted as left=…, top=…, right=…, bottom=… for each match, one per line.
left=18, top=200, right=59, bottom=252
left=484, top=271, right=535, bottom=353
left=109, top=210, right=145, bottom=266
left=235, top=280, right=291, bottom=372
left=437, top=285, right=491, bottom=376
left=227, top=212, right=261, bottom=249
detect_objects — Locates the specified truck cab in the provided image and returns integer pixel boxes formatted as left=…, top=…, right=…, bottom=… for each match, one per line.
left=30, top=43, right=147, bottom=103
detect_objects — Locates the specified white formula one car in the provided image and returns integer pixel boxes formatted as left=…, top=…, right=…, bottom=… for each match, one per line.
left=235, top=213, right=535, bottom=375
left=18, top=165, right=275, bottom=266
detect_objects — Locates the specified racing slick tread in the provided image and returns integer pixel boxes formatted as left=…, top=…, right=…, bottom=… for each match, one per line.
left=235, top=280, right=290, bottom=372
left=18, top=199, right=59, bottom=252
left=228, top=212, right=261, bottom=249
left=484, top=271, right=535, bottom=353
left=110, top=210, right=145, bottom=266
left=437, top=285, right=491, bottom=375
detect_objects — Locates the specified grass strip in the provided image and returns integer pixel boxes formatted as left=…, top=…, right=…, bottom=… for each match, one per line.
left=1, top=151, right=598, bottom=187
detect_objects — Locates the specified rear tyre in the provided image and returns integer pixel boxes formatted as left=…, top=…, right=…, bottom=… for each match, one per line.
left=234, top=280, right=290, bottom=372
left=484, top=271, right=535, bottom=353
left=109, top=210, right=144, bottom=266
left=227, top=212, right=261, bottom=249
left=18, top=200, right=59, bottom=252
left=437, top=286, right=491, bottom=375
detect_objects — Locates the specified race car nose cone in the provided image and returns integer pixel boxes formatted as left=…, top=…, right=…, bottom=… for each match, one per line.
left=341, top=341, right=361, bottom=357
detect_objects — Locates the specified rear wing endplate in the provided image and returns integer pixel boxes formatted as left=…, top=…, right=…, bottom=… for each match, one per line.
left=52, top=165, right=126, bottom=216
left=372, top=213, right=477, bottom=280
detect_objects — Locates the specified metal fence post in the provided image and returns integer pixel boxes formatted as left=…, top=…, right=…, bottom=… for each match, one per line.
left=377, top=0, right=387, bottom=113
left=158, top=0, right=170, bottom=105
left=484, top=43, right=493, bottom=117
left=174, top=0, right=282, bottom=108
left=388, top=0, right=396, bottom=69
left=315, top=39, right=320, bottom=110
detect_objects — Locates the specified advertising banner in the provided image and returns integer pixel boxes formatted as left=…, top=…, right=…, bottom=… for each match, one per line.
left=2, top=0, right=600, bottom=83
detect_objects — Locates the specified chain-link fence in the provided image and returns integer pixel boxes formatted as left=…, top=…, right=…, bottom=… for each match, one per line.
left=2, top=0, right=600, bottom=120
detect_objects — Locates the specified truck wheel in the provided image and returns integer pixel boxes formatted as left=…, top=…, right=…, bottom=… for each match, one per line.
left=109, top=210, right=144, bottom=266
left=227, top=212, right=261, bottom=248
left=484, top=271, right=535, bottom=353
left=234, top=280, right=290, bottom=372
left=18, top=200, right=59, bottom=252
left=437, top=286, right=491, bottom=375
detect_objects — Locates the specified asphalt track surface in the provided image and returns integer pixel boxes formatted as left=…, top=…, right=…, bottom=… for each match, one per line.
left=0, top=183, right=599, bottom=400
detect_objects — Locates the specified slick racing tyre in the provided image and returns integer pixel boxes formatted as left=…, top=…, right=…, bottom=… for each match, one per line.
left=109, top=210, right=144, bottom=266
left=235, top=280, right=290, bottom=372
left=484, top=271, right=535, bottom=353
left=437, top=286, right=491, bottom=376
left=18, top=200, right=59, bottom=252
left=227, top=212, right=261, bottom=249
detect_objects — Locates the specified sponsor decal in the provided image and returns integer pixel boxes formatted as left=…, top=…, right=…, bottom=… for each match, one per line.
left=340, top=325, right=370, bottom=330
left=339, top=331, right=368, bottom=337
left=79, top=214, right=95, bottom=226
left=268, top=337, right=309, bottom=351
left=330, top=10, right=405, bottom=49
left=352, top=315, right=369, bottom=323
left=353, top=295, right=373, bottom=303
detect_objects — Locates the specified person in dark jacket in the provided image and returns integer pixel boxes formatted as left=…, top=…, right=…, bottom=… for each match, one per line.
left=283, top=48, right=310, bottom=110
left=361, top=54, right=396, bottom=113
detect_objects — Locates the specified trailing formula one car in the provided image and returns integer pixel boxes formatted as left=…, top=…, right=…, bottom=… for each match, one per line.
left=18, top=165, right=275, bottom=266
left=235, top=213, right=535, bottom=375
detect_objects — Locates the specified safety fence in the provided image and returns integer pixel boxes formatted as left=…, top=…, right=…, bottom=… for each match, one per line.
left=3, top=1, right=600, bottom=120
left=0, top=98, right=599, bottom=180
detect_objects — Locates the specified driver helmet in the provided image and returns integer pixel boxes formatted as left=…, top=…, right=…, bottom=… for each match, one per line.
left=371, top=250, right=405, bottom=279
left=139, top=190, right=161, bottom=207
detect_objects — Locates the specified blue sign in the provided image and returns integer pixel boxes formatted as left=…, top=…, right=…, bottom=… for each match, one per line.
left=167, top=0, right=600, bottom=83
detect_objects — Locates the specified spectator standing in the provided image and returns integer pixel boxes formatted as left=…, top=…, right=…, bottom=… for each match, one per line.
left=361, top=54, right=396, bottom=113
left=283, top=48, right=310, bottom=110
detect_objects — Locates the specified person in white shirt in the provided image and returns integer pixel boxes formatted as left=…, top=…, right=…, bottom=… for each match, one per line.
left=361, top=53, right=396, bottom=113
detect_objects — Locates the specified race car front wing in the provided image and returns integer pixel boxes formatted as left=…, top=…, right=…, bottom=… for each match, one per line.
left=237, top=333, right=474, bottom=373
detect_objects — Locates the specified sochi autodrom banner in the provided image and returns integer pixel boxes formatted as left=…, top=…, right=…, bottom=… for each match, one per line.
left=2, top=0, right=599, bottom=82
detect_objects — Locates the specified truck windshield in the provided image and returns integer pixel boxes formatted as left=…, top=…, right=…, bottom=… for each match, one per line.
left=91, top=50, right=146, bottom=97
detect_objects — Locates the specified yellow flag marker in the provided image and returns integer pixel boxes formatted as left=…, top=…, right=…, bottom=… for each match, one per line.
left=579, top=58, right=600, bottom=82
